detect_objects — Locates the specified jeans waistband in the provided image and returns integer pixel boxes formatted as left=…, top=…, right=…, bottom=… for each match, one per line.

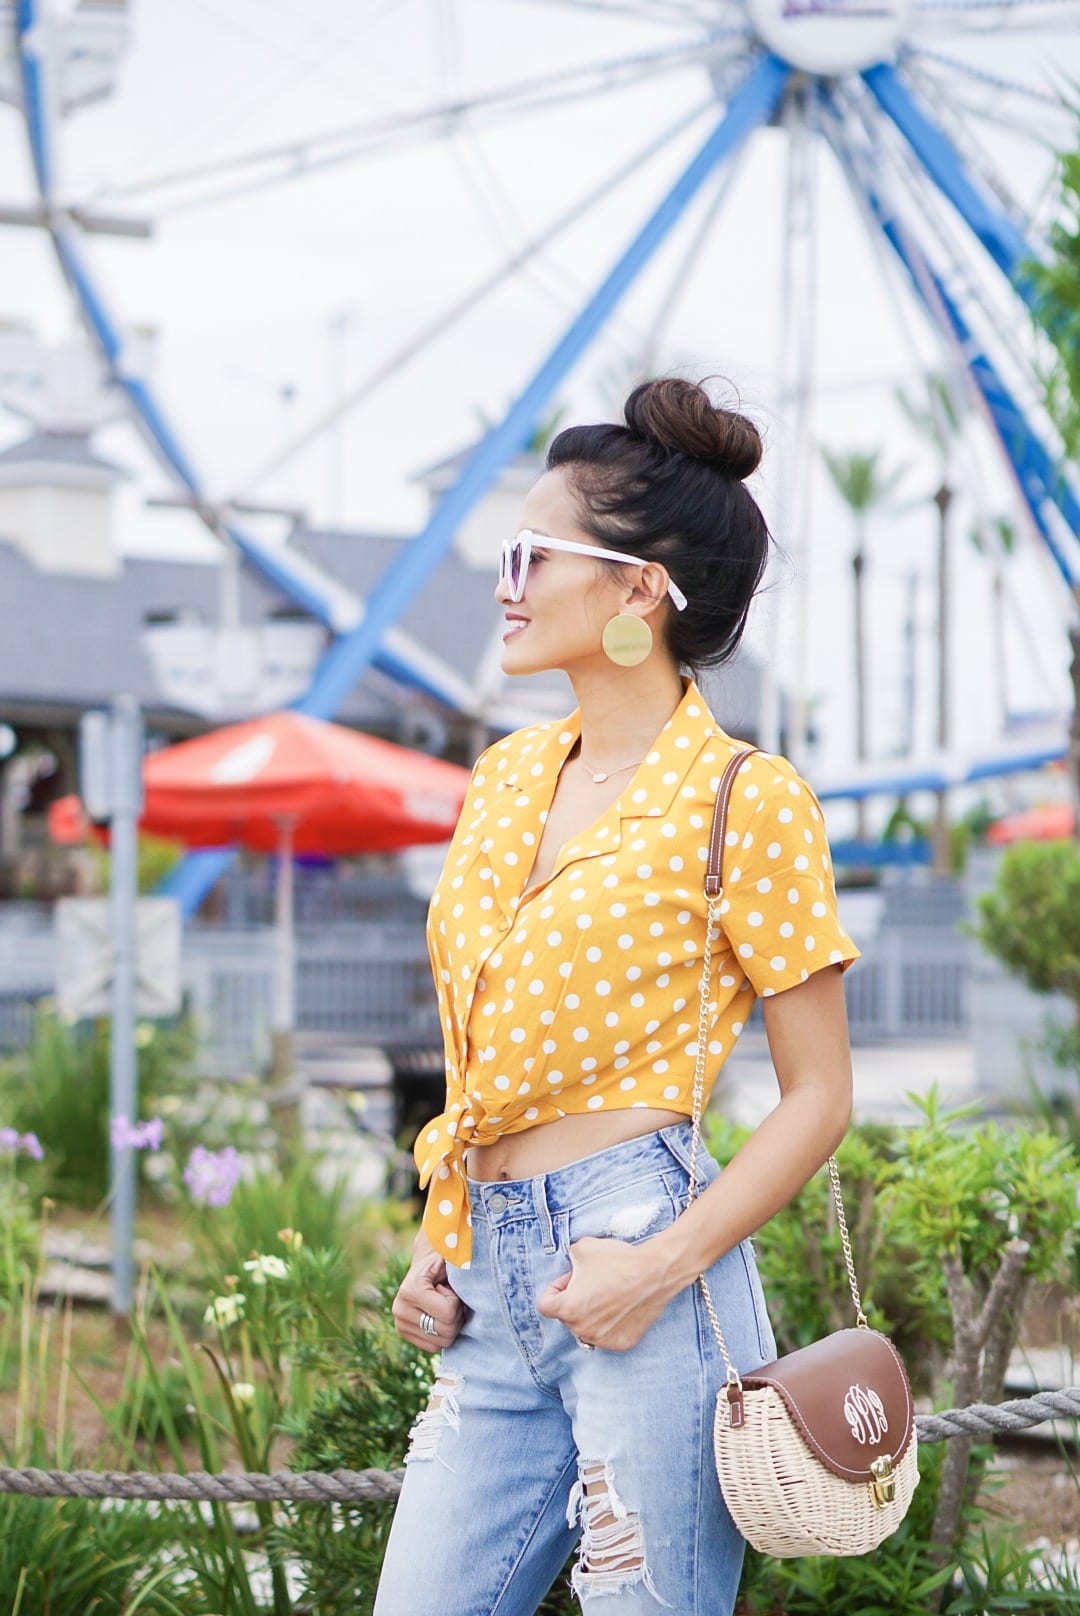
left=466, top=1121, right=698, bottom=1227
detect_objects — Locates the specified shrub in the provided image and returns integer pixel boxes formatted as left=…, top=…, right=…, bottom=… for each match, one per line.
left=0, top=1009, right=195, bottom=1208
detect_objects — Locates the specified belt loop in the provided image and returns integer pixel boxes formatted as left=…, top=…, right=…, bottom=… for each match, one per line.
left=532, top=1175, right=556, bottom=1253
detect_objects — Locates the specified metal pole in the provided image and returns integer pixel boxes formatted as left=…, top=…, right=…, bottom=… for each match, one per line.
left=269, top=816, right=299, bottom=1160
left=108, top=695, right=143, bottom=1315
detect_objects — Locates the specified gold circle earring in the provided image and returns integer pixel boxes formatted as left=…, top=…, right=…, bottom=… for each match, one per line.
left=602, top=613, right=653, bottom=667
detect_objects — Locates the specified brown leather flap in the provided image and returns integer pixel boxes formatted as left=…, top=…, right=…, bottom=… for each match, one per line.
left=742, top=1328, right=914, bottom=1482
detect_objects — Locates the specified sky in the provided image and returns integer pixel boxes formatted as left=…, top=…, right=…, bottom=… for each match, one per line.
left=0, top=0, right=1078, bottom=811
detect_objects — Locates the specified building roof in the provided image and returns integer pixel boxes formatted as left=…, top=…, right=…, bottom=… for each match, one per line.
left=0, top=428, right=128, bottom=482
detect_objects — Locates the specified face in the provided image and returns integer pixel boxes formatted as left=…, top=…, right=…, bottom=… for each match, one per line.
left=495, top=468, right=630, bottom=677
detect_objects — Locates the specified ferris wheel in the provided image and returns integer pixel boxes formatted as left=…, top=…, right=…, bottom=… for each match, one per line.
left=3, top=0, right=1079, bottom=905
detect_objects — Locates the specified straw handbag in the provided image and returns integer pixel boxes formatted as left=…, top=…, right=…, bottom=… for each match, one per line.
left=689, top=748, right=919, bottom=1558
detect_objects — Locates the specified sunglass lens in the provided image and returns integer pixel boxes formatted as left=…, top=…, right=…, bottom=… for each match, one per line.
left=508, top=540, right=524, bottom=596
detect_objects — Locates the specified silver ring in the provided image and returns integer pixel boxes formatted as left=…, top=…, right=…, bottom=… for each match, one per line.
left=575, top=1336, right=595, bottom=1352
left=419, top=1311, right=439, bottom=1338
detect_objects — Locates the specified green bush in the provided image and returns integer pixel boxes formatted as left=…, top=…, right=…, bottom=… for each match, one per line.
left=0, top=1009, right=195, bottom=1208
left=972, top=840, right=1080, bottom=1011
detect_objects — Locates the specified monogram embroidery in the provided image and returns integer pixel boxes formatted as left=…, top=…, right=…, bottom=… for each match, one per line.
left=844, top=1383, right=888, bottom=1445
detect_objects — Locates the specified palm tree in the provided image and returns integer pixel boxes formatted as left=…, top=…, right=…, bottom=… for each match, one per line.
left=968, top=514, right=1019, bottom=733
left=821, top=446, right=907, bottom=841
left=896, top=376, right=963, bottom=874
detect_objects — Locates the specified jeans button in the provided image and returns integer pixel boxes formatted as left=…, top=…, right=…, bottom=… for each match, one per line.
left=488, top=1192, right=508, bottom=1213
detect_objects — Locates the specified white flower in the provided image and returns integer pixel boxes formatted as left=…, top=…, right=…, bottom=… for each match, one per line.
left=231, top=1381, right=256, bottom=1409
left=204, top=1293, right=246, bottom=1328
left=242, top=1254, right=289, bottom=1285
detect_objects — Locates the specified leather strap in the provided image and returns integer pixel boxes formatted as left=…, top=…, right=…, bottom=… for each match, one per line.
left=705, top=747, right=760, bottom=898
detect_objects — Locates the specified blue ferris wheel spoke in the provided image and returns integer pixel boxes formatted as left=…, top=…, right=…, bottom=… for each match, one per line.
left=861, top=61, right=1037, bottom=303
left=836, top=132, right=1080, bottom=588
left=294, top=51, right=793, bottom=726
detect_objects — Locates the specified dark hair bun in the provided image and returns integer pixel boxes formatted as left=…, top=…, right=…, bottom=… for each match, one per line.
left=624, top=377, right=762, bottom=480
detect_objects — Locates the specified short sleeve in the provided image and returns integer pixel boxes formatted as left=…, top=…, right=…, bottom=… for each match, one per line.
left=716, top=751, right=859, bottom=997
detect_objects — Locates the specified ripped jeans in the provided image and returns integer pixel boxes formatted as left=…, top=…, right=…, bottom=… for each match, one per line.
left=373, top=1124, right=775, bottom=1615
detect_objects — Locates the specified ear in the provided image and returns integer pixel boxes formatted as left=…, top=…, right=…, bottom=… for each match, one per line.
left=624, top=561, right=673, bottom=619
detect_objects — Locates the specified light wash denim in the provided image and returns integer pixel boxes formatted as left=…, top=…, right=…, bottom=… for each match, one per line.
left=373, top=1123, right=776, bottom=1616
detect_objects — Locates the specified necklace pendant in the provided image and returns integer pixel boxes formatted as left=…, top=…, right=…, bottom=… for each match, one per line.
left=590, top=770, right=608, bottom=783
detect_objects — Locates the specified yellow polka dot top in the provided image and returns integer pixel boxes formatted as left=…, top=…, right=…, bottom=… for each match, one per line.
left=416, top=680, right=859, bottom=1263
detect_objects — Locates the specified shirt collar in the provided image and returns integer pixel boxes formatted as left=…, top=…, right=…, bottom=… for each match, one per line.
left=492, top=681, right=720, bottom=894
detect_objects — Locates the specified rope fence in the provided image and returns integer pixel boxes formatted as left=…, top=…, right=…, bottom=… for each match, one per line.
left=1, top=1388, right=1077, bottom=1504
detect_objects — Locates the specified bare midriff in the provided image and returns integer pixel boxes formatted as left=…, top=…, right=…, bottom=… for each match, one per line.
left=466, top=1105, right=687, bottom=1183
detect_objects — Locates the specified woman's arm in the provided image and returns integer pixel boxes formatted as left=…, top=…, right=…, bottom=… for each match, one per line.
left=537, top=965, right=852, bottom=1351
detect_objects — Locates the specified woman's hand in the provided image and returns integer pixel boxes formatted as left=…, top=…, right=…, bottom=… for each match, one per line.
left=537, top=1236, right=677, bottom=1353
left=391, top=1232, right=466, bottom=1353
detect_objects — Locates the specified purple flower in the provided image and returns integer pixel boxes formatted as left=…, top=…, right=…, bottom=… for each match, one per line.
left=1, top=1128, right=44, bottom=1160
left=111, top=1115, right=165, bottom=1153
left=184, top=1145, right=243, bottom=1208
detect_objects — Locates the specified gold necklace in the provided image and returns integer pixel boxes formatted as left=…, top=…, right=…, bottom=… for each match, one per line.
left=577, top=752, right=647, bottom=784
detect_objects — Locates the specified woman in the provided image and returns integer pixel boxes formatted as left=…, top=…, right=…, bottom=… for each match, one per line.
left=374, top=378, right=858, bottom=1615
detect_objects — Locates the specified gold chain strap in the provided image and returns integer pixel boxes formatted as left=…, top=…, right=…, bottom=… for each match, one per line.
left=689, top=765, right=868, bottom=1393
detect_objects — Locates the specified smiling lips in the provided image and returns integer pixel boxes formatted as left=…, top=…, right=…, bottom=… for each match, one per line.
left=503, top=613, right=529, bottom=641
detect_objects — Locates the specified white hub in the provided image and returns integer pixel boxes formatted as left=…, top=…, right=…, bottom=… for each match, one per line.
left=747, top=0, right=910, bottom=76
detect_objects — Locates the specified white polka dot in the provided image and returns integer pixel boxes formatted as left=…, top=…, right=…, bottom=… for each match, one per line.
left=794, top=855, right=809, bottom=871
left=529, top=980, right=545, bottom=996
left=630, top=992, right=645, bottom=1008
left=663, top=1085, right=680, bottom=1100
left=743, top=784, right=759, bottom=799
left=653, top=1059, right=669, bottom=1074
left=780, top=921, right=794, bottom=938
left=525, top=1107, right=539, bottom=1120
left=770, top=956, right=786, bottom=971
left=767, top=842, right=782, bottom=859
left=586, top=946, right=602, bottom=963
left=547, top=932, right=562, bottom=947
left=756, top=878, right=772, bottom=894
left=830, top=950, right=844, bottom=964
left=610, top=903, right=627, bottom=918
left=620, top=1077, right=637, bottom=1091
left=587, top=1095, right=605, bottom=1110
left=637, top=865, right=653, bottom=879
left=778, top=807, right=793, bottom=823
left=576, top=914, right=592, bottom=929
left=811, top=901, right=828, bottom=918
left=618, top=934, right=633, bottom=950
left=597, top=982, right=612, bottom=998
left=787, top=780, right=801, bottom=795
left=738, top=943, right=753, bottom=959
left=439, top=1199, right=453, bottom=1216
left=445, top=1232, right=459, bottom=1249
left=649, top=922, right=663, bottom=937
left=747, top=911, right=763, bottom=927
left=805, top=936, right=817, bottom=951
left=788, top=889, right=800, bottom=904
left=573, top=1028, right=589, bottom=1042
left=510, top=1028, right=527, bottom=1043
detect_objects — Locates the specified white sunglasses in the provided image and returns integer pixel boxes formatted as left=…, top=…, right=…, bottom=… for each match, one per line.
left=501, top=529, right=688, bottom=611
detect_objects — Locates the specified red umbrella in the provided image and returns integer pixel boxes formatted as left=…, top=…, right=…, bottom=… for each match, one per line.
left=51, top=711, right=469, bottom=1045
left=985, top=802, right=1075, bottom=846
